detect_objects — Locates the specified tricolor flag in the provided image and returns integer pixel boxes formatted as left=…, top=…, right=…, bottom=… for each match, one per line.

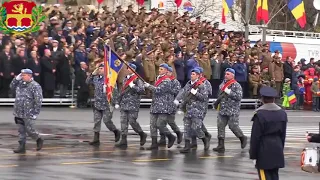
left=221, top=0, right=234, bottom=24
left=103, top=45, right=124, bottom=103
left=256, top=0, right=269, bottom=23
left=287, top=90, right=297, bottom=105
left=288, top=0, right=306, bottom=28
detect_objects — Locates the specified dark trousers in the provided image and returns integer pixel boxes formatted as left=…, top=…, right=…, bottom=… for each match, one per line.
left=239, top=81, right=248, bottom=98
left=258, top=168, right=279, bottom=180
left=210, top=79, right=221, bottom=98
left=0, top=78, right=13, bottom=97
left=312, top=97, right=319, bottom=111
left=77, top=91, right=89, bottom=107
left=44, top=90, right=54, bottom=98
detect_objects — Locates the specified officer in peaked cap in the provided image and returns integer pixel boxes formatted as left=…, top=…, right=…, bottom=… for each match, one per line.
left=249, top=86, right=287, bottom=180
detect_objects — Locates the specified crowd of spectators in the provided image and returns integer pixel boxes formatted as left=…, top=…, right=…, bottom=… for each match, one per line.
left=0, top=4, right=317, bottom=108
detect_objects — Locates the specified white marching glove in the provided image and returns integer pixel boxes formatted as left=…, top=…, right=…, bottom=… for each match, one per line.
left=31, top=115, right=37, bottom=120
left=103, top=85, right=107, bottom=93
left=144, top=83, right=150, bottom=88
left=115, top=104, right=120, bottom=109
left=252, top=160, right=256, bottom=166
left=129, top=81, right=135, bottom=88
left=173, top=100, right=179, bottom=106
left=16, top=73, right=22, bottom=80
left=224, top=88, right=231, bottom=94
left=177, top=110, right=183, bottom=115
left=190, top=88, right=198, bottom=95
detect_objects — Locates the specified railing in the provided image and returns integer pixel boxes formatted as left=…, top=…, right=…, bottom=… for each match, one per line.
left=249, top=29, right=320, bottom=39
left=0, top=98, right=261, bottom=108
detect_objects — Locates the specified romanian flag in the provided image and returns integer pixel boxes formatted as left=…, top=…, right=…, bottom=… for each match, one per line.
left=287, top=90, right=297, bottom=105
left=221, top=0, right=234, bottom=24
left=104, top=46, right=124, bottom=103
left=288, top=0, right=306, bottom=28
left=256, top=0, right=269, bottom=23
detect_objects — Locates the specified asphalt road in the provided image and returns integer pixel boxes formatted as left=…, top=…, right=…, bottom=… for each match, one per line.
left=0, top=107, right=319, bottom=180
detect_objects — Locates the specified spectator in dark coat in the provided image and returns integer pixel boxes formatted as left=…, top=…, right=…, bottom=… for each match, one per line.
left=27, top=51, right=41, bottom=84
left=57, top=49, right=71, bottom=98
left=40, top=49, right=56, bottom=98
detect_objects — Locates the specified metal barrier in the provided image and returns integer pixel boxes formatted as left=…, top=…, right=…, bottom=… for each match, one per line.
left=0, top=98, right=261, bottom=107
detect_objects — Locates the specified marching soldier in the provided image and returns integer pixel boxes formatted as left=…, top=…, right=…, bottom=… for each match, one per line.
left=144, top=63, right=176, bottom=150
left=190, top=67, right=212, bottom=148
left=86, top=64, right=121, bottom=146
left=178, top=68, right=210, bottom=153
left=10, top=69, right=44, bottom=153
left=212, top=68, right=247, bottom=152
left=159, top=66, right=183, bottom=146
left=250, top=86, right=287, bottom=180
left=114, top=63, right=147, bottom=148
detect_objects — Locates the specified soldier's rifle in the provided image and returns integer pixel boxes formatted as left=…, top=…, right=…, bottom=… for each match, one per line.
left=179, top=81, right=203, bottom=112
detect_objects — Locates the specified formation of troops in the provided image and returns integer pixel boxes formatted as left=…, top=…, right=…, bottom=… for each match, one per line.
left=11, top=62, right=288, bottom=180
left=11, top=63, right=248, bottom=153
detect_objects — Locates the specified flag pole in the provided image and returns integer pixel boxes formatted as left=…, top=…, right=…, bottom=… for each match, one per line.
left=98, top=38, right=146, bottom=83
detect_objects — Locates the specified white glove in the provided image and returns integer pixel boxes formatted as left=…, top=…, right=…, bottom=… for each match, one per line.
left=103, top=84, right=107, bottom=93
left=173, top=100, right=179, bottom=105
left=224, top=88, right=231, bottom=94
left=177, top=110, right=183, bottom=115
left=115, top=104, right=120, bottom=109
left=16, top=73, right=22, bottom=80
left=190, top=88, right=198, bottom=95
left=144, top=83, right=150, bottom=88
left=129, top=81, right=135, bottom=88
left=31, top=115, right=37, bottom=120
left=252, top=160, right=256, bottom=166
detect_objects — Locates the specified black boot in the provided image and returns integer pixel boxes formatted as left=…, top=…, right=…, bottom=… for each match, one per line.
left=175, top=131, right=183, bottom=144
left=139, top=132, right=147, bottom=146
left=147, top=137, right=158, bottom=150
left=13, top=141, right=26, bottom=154
left=167, top=133, right=176, bottom=148
left=115, top=135, right=127, bottom=148
left=202, top=137, right=210, bottom=151
left=113, top=129, right=121, bottom=142
left=190, top=136, right=197, bottom=149
left=89, top=132, right=100, bottom=146
left=158, top=134, right=166, bottom=146
left=240, top=136, right=248, bottom=149
left=36, top=138, right=44, bottom=151
left=212, top=138, right=225, bottom=153
left=180, top=140, right=191, bottom=153
left=205, top=132, right=212, bottom=142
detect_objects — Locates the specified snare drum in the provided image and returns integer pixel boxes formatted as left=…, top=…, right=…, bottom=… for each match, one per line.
left=301, top=147, right=319, bottom=172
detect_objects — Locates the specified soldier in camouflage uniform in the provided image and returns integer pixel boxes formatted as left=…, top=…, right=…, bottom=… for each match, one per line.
left=10, top=69, right=44, bottom=153
left=114, top=63, right=147, bottom=148
left=212, top=68, right=247, bottom=153
left=144, top=63, right=176, bottom=150
left=159, top=66, right=183, bottom=146
left=190, top=67, right=212, bottom=148
left=86, top=64, right=121, bottom=146
left=178, top=68, right=210, bottom=153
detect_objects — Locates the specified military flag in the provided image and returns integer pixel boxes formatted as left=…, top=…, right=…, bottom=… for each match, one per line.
left=221, top=0, right=234, bottom=24
left=103, top=45, right=124, bottom=103
left=256, top=0, right=269, bottom=23
left=288, top=0, right=306, bottom=28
